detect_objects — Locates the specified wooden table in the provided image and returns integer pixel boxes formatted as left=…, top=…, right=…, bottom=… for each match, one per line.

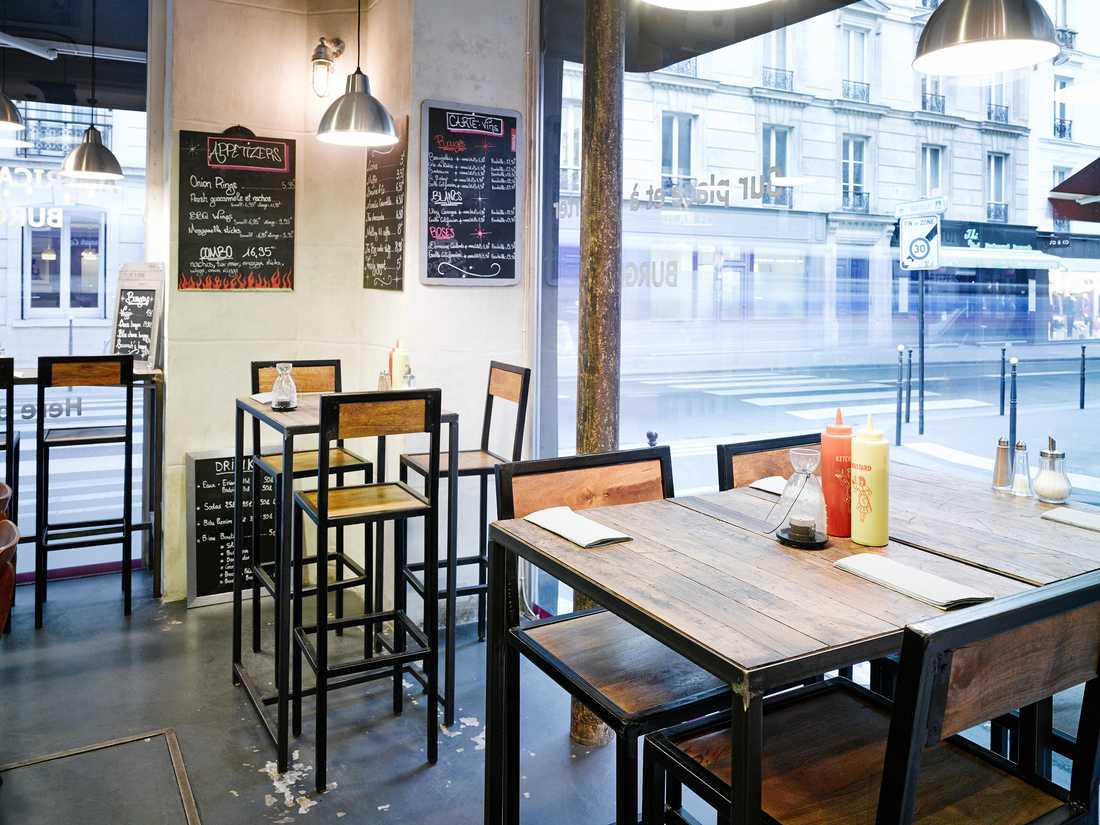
left=484, top=461, right=1100, bottom=825
left=12, top=366, right=164, bottom=598
left=231, top=392, right=460, bottom=772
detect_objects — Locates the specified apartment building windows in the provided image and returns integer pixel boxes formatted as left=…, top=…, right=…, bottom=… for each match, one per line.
left=661, top=112, right=694, bottom=194
left=762, top=125, right=791, bottom=206
left=1055, top=77, right=1073, bottom=140
left=987, top=152, right=1008, bottom=222
left=842, top=135, right=868, bottom=212
left=842, top=27, right=870, bottom=101
left=987, top=74, right=1009, bottom=123
left=560, top=99, right=582, bottom=194
left=921, top=75, right=945, bottom=113
left=762, top=28, right=793, bottom=90
left=921, top=145, right=943, bottom=197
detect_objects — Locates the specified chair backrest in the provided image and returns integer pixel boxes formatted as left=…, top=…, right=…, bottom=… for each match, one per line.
left=482, top=361, right=532, bottom=461
left=38, top=355, right=134, bottom=388
left=251, top=359, right=341, bottom=394
left=715, top=433, right=821, bottom=491
left=877, top=570, right=1100, bottom=824
left=496, top=446, right=674, bottom=520
left=0, top=518, right=18, bottom=632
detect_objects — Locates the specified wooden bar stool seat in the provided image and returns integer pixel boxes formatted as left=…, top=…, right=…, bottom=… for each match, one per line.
left=515, top=608, right=726, bottom=721
left=401, top=448, right=504, bottom=476
left=295, top=482, right=430, bottom=523
left=42, top=425, right=128, bottom=446
left=255, top=445, right=370, bottom=477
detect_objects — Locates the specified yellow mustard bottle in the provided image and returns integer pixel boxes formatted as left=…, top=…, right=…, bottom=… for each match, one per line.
left=850, top=413, right=889, bottom=547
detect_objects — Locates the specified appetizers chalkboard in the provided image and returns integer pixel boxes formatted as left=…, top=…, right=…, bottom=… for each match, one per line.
left=186, top=449, right=275, bottom=607
left=420, top=101, right=522, bottom=286
left=363, top=116, right=408, bottom=291
left=178, top=130, right=296, bottom=291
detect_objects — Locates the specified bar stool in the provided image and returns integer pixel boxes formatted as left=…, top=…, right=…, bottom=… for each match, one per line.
left=399, top=361, right=531, bottom=640
left=247, top=360, right=373, bottom=671
left=35, top=355, right=136, bottom=627
left=0, top=359, right=19, bottom=527
left=292, top=388, right=442, bottom=792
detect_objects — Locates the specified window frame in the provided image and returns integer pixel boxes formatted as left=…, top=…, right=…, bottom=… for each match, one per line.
left=921, top=144, right=944, bottom=198
left=660, top=111, right=696, bottom=192
left=842, top=135, right=867, bottom=195
left=22, top=209, right=107, bottom=319
left=843, top=26, right=867, bottom=83
left=987, top=152, right=1007, bottom=205
left=560, top=98, right=583, bottom=195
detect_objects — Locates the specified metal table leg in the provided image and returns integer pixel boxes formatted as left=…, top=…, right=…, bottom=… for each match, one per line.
left=444, top=416, right=459, bottom=728
left=276, top=432, right=294, bottom=772
left=484, top=538, right=520, bottom=825
left=728, top=687, right=762, bottom=825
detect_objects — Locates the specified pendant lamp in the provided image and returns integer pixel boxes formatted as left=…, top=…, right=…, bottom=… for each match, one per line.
left=316, top=0, right=397, bottom=146
left=914, top=0, right=1060, bottom=76
left=0, top=0, right=23, bottom=133
left=60, top=0, right=123, bottom=180
left=639, top=0, right=773, bottom=8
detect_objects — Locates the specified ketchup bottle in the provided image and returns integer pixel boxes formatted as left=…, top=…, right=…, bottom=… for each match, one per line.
left=822, top=408, right=853, bottom=537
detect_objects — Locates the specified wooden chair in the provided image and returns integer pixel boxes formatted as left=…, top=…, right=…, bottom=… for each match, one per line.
left=291, top=389, right=442, bottom=792
left=0, top=519, right=19, bottom=637
left=496, top=447, right=729, bottom=825
left=35, top=356, right=137, bottom=627
left=248, top=360, right=372, bottom=667
left=716, top=432, right=822, bottom=492
left=399, top=361, right=531, bottom=641
left=643, top=570, right=1100, bottom=825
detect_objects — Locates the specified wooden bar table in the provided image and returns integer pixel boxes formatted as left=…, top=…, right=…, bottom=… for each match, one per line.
left=231, top=392, right=460, bottom=772
left=484, top=462, right=1100, bottom=825
left=13, top=366, right=165, bottom=598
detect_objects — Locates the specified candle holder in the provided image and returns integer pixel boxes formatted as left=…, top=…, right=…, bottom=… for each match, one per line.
left=270, top=362, right=298, bottom=411
left=772, top=448, right=829, bottom=550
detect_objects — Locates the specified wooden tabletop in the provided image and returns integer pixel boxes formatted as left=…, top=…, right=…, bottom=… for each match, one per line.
left=491, top=461, right=1100, bottom=691
left=237, top=392, right=458, bottom=435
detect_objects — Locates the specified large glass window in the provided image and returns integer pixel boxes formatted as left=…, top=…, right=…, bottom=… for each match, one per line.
left=23, top=212, right=106, bottom=316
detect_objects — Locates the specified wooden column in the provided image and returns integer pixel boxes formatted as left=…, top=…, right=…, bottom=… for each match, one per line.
left=571, top=0, right=625, bottom=748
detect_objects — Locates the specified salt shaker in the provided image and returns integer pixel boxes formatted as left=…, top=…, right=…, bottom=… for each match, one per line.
left=992, top=436, right=1012, bottom=492
left=1033, top=435, right=1072, bottom=504
left=1011, top=441, right=1033, bottom=498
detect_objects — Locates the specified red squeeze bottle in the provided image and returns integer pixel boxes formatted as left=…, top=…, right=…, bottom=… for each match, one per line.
left=822, top=408, right=853, bottom=537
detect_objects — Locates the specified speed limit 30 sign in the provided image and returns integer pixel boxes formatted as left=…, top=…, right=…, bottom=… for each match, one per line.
left=900, top=214, right=940, bottom=271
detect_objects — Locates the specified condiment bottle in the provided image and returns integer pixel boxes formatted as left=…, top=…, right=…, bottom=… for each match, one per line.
left=821, top=408, right=853, bottom=537
left=992, top=436, right=1012, bottom=492
left=390, top=339, right=410, bottom=389
left=850, top=413, right=889, bottom=547
left=1033, top=435, right=1071, bottom=504
left=1011, top=441, right=1033, bottom=498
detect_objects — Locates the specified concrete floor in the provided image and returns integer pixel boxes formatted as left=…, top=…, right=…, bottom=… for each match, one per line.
left=0, top=574, right=633, bottom=825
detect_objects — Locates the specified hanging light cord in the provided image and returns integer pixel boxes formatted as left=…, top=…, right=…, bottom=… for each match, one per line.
left=356, top=0, right=362, bottom=71
left=89, top=0, right=98, bottom=112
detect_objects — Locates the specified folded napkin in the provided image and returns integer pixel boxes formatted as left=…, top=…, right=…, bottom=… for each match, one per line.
left=834, top=553, right=992, bottom=610
left=748, top=475, right=786, bottom=496
left=250, top=392, right=273, bottom=404
left=1041, top=507, right=1100, bottom=534
left=523, top=507, right=632, bottom=549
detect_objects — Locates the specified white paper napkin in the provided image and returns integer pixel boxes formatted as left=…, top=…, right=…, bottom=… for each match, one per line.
left=523, top=507, right=632, bottom=549
left=834, top=553, right=992, bottom=610
left=250, top=392, right=273, bottom=404
left=1041, top=507, right=1100, bottom=534
left=748, top=476, right=786, bottom=496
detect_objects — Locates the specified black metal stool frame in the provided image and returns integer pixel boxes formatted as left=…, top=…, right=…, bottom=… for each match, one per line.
left=1, top=357, right=18, bottom=634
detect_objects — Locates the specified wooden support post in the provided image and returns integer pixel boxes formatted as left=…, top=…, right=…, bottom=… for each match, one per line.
left=571, top=0, right=624, bottom=749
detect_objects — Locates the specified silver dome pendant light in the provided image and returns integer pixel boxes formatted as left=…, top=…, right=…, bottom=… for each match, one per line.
left=316, top=0, right=397, bottom=147
left=60, top=0, right=123, bottom=180
left=914, top=0, right=1060, bottom=76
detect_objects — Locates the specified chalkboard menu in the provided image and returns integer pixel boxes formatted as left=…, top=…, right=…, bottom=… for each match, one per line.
left=178, top=130, right=296, bottom=291
left=111, top=262, right=164, bottom=369
left=420, top=101, right=522, bottom=286
left=364, top=116, right=409, bottom=291
left=186, top=450, right=275, bottom=607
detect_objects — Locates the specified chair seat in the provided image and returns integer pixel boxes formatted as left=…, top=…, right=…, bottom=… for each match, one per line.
left=296, top=482, right=429, bottom=522
left=515, top=610, right=727, bottom=722
left=401, top=449, right=504, bottom=476
left=43, top=425, right=126, bottom=446
left=670, top=684, right=1063, bottom=825
left=256, top=446, right=370, bottom=477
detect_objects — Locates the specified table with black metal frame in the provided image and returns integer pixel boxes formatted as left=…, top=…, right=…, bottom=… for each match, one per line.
left=230, top=393, right=459, bottom=772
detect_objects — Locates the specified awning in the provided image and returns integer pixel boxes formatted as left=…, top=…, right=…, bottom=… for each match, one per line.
left=939, top=246, right=1067, bottom=271
left=1050, top=157, right=1100, bottom=223
left=1052, top=257, right=1100, bottom=273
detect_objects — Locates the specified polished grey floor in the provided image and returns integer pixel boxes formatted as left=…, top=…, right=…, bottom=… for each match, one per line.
left=0, top=574, right=627, bottom=825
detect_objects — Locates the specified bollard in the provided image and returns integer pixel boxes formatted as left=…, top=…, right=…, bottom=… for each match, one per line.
left=1081, top=346, right=1087, bottom=410
left=895, top=346, right=904, bottom=447
left=646, top=431, right=658, bottom=447
left=999, top=344, right=1007, bottom=416
left=905, top=348, right=913, bottom=424
left=1008, top=357, right=1018, bottom=465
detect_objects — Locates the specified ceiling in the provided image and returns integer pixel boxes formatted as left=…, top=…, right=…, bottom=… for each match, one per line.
left=1, top=0, right=148, bottom=111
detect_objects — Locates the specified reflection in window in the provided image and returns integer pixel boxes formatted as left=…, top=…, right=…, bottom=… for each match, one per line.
left=29, top=227, right=62, bottom=309
left=921, top=145, right=943, bottom=197
left=987, top=153, right=1007, bottom=222
left=23, top=212, right=106, bottom=317
left=661, top=112, right=693, bottom=193
left=560, top=100, right=582, bottom=195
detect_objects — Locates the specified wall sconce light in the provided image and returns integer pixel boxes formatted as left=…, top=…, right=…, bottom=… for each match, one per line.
left=311, top=37, right=345, bottom=97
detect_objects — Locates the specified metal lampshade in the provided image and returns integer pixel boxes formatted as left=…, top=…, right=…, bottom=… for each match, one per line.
left=60, top=125, right=123, bottom=180
left=639, top=0, right=772, bottom=7
left=316, top=69, right=397, bottom=147
left=914, top=0, right=1060, bottom=76
left=0, top=90, right=22, bottom=132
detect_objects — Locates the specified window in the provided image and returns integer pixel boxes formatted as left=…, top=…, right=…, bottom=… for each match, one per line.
left=844, top=27, right=866, bottom=82
left=921, top=145, right=943, bottom=197
left=764, top=29, right=787, bottom=70
left=661, top=112, right=694, bottom=192
left=560, top=100, right=582, bottom=194
left=1056, top=0, right=1069, bottom=27
left=23, top=212, right=106, bottom=317
left=921, top=75, right=944, bottom=112
left=1053, top=166, right=1072, bottom=230
left=842, top=135, right=865, bottom=193
left=1055, top=76, right=1072, bottom=137
left=987, top=153, right=1007, bottom=221
left=762, top=126, right=790, bottom=205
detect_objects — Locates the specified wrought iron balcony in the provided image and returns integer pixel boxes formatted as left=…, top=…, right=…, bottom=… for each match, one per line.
left=19, top=117, right=113, bottom=159
left=921, top=0, right=940, bottom=8
left=762, top=67, right=794, bottom=92
left=842, top=80, right=871, bottom=102
left=1054, top=117, right=1073, bottom=140
left=1056, top=28, right=1077, bottom=50
left=762, top=186, right=793, bottom=208
left=842, top=190, right=870, bottom=213
left=1054, top=216, right=1071, bottom=233
left=921, top=93, right=945, bottom=114
left=664, top=57, right=698, bottom=78
left=987, top=202, right=1008, bottom=223
left=986, top=103, right=1009, bottom=124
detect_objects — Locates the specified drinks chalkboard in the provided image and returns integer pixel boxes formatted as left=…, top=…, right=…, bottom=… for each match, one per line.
left=178, top=130, right=296, bottom=291
left=111, top=262, right=164, bottom=369
left=420, top=101, right=522, bottom=286
left=363, top=116, right=408, bottom=291
left=186, top=450, right=275, bottom=607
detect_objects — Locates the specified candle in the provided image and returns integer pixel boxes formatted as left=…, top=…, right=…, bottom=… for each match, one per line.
left=822, top=408, right=853, bottom=537
left=851, top=413, right=889, bottom=547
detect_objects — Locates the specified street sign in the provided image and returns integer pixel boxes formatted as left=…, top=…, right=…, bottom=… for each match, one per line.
left=900, top=214, right=941, bottom=271
left=895, top=196, right=947, bottom=219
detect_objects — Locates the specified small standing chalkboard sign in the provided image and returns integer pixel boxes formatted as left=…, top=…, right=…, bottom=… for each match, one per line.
left=186, top=449, right=275, bottom=608
left=111, top=262, right=164, bottom=369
